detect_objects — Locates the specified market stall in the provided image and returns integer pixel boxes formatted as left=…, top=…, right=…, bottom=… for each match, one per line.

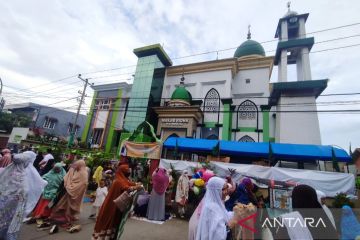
left=163, top=137, right=352, bottom=170
left=159, top=159, right=356, bottom=197
left=119, top=121, right=162, bottom=181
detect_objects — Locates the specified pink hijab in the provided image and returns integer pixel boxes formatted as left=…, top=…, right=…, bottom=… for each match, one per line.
left=152, top=168, right=169, bottom=195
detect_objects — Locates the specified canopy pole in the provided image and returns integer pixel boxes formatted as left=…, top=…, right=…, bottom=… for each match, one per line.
left=163, top=148, right=167, bottom=159
left=346, top=163, right=350, bottom=173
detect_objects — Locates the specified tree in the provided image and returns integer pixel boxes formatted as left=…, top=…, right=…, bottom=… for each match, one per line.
left=0, top=112, right=32, bottom=133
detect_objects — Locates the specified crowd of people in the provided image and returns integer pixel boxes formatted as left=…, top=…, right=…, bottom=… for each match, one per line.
left=0, top=148, right=89, bottom=239
left=1, top=147, right=360, bottom=240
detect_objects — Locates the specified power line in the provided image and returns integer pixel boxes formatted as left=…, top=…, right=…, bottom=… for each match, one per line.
left=2, top=79, right=82, bottom=96
left=3, top=79, right=89, bottom=99
left=13, top=75, right=78, bottom=92
left=311, top=43, right=360, bottom=53
left=83, top=35, right=360, bottom=86
left=78, top=22, right=360, bottom=76
left=84, top=91, right=360, bottom=100
left=3, top=22, right=360, bottom=99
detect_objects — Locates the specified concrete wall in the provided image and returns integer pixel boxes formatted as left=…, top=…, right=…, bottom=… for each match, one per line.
left=275, top=96, right=321, bottom=144
left=163, top=66, right=273, bottom=142
left=163, top=69, right=232, bottom=101
left=232, top=67, right=271, bottom=142
left=90, top=88, right=130, bottom=147
left=34, top=107, right=87, bottom=137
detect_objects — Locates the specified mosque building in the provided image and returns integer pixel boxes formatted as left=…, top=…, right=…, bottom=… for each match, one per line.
left=81, top=6, right=327, bottom=155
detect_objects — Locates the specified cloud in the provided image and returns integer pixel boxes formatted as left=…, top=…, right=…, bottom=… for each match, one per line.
left=0, top=0, right=359, bottom=149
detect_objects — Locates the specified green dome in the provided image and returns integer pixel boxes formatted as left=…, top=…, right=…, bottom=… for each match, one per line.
left=171, top=86, right=192, bottom=103
left=234, top=39, right=265, bottom=58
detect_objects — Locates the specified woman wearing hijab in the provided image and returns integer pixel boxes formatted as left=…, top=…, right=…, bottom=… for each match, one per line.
left=23, top=151, right=48, bottom=219
left=50, top=160, right=88, bottom=229
left=0, top=148, right=12, bottom=168
left=32, top=163, right=66, bottom=219
left=147, top=168, right=170, bottom=221
left=93, top=165, right=104, bottom=187
left=341, top=205, right=360, bottom=239
left=272, top=185, right=338, bottom=239
left=92, top=164, right=140, bottom=240
left=189, top=198, right=205, bottom=240
left=316, top=190, right=336, bottom=230
left=195, top=176, right=233, bottom=240
left=0, top=151, right=45, bottom=239
left=176, top=170, right=190, bottom=218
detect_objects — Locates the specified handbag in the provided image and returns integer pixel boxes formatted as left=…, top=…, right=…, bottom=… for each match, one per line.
left=114, top=190, right=135, bottom=212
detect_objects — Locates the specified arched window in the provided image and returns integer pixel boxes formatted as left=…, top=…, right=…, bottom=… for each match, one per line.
left=238, top=135, right=255, bottom=142
left=203, top=88, right=220, bottom=123
left=237, top=100, right=257, bottom=121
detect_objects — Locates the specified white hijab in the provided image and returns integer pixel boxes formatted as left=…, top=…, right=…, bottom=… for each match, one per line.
left=176, top=170, right=190, bottom=202
left=196, top=177, right=230, bottom=240
left=23, top=151, right=48, bottom=217
left=316, top=190, right=336, bottom=230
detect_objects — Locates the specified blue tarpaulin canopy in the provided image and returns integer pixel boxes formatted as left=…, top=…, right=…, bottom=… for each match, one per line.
left=270, top=143, right=351, bottom=162
left=163, top=137, right=352, bottom=163
left=163, top=137, right=218, bottom=152
left=220, top=141, right=269, bottom=158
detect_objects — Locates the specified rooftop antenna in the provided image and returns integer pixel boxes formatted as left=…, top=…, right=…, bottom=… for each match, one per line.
left=247, top=24, right=251, bottom=40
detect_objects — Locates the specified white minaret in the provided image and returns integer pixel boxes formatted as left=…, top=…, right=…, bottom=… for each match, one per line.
left=271, top=4, right=328, bottom=147
left=277, top=2, right=312, bottom=82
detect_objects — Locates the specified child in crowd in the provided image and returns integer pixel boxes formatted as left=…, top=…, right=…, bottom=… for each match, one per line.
left=89, top=179, right=108, bottom=219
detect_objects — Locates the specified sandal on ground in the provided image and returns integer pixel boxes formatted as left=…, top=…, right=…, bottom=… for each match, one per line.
left=37, top=222, right=51, bottom=229
left=36, top=219, right=44, bottom=227
left=67, top=224, right=81, bottom=233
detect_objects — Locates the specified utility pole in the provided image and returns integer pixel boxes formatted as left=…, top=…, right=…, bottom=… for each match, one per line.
left=0, top=78, right=4, bottom=111
left=0, top=77, right=3, bottom=96
left=68, top=74, right=89, bottom=147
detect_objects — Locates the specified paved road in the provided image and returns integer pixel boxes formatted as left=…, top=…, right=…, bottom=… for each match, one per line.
left=19, top=203, right=189, bottom=240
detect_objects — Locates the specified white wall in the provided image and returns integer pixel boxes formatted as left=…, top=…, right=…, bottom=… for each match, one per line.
left=231, top=67, right=271, bottom=141
left=163, top=69, right=232, bottom=102
left=275, top=96, right=321, bottom=144
left=163, top=66, right=273, bottom=142
left=232, top=67, right=270, bottom=98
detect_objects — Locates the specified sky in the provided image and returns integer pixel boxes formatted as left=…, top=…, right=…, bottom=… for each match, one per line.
left=0, top=0, right=359, bottom=150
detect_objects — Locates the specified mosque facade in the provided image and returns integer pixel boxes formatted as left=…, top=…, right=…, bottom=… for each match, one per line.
left=81, top=7, right=326, bottom=154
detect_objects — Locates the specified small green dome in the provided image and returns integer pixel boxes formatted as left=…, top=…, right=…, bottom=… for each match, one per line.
left=171, top=86, right=192, bottom=103
left=234, top=39, right=265, bottom=58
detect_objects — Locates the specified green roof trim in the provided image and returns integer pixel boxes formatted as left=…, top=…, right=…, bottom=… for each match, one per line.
left=275, top=13, right=309, bottom=38
left=171, top=86, right=192, bottom=103
left=133, top=44, right=173, bottom=66
left=274, top=37, right=314, bottom=65
left=269, top=79, right=328, bottom=106
left=234, top=39, right=265, bottom=58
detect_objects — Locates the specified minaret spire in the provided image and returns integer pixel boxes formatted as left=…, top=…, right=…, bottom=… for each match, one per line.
left=247, top=24, right=251, bottom=40
left=287, top=1, right=291, bottom=12
left=180, top=68, right=185, bottom=86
